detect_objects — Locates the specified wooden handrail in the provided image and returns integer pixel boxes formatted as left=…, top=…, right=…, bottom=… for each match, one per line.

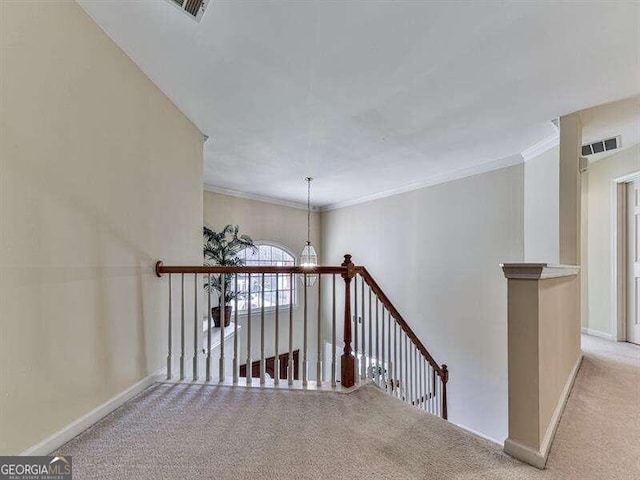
left=156, top=261, right=348, bottom=277
left=355, top=266, right=447, bottom=380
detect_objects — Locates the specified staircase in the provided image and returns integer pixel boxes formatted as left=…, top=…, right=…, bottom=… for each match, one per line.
left=155, top=254, right=448, bottom=419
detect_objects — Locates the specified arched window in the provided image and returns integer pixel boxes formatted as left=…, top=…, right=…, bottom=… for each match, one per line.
left=235, top=243, right=296, bottom=313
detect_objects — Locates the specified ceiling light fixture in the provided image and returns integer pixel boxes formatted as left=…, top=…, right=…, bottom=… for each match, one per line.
left=300, top=177, right=318, bottom=285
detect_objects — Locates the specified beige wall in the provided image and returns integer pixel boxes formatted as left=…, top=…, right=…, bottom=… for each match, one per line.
left=203, top=191, right=323, bottom=376
left=505, top=279, right=540, bottom=448
left=321, top=164, right=525, bottom=443
left=524, top=147, right=560, bottom=263
left=503, top=270, right=581, bottom=468
left=537, top=276, right=581, bottom=442
left=0, top=1, right=203, bottom=454
left=586, top=145, right=640, bottom=336
left=559, top=114, right=582, bottom=265
left=204, top=191, right=320, bottom=257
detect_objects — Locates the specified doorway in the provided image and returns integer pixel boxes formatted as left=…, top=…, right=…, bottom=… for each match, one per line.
left=613, top=173, right=640, bottom=344
left=627, top=179, right=640, bottom=344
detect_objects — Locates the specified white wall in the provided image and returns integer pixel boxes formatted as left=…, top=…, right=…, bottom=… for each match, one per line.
left=586, top=145, right=640, bottom=337
left=203, top=191, right=322, bottom=378
left=0, top=1, right=203, bottom=454
left=321, top=164, right=524, bottom=443
left=524, top=147, right=560, bottom=263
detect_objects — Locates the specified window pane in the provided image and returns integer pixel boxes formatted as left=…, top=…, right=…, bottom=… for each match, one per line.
left=258, top=245, right=271, bottom=261
left=251, top=276, right=262, bottom=292
left=245, top=247, right=258, bottom=263
left=264, top=291, right=276, bottom=308
left=263, top=274, right=275, bottom=292
left=250, top=292, right=260, bottom=309
left=235, top=244, right=297, bottom=311
left=279, top=290, right=290, bottom=306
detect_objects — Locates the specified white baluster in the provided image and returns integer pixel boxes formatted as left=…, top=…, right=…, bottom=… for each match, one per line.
left=316, top=274, right=322, bottom=388
left=411, top=343, right=415, bottom=406
left=360, top=278, right=366, bottom=380
left=431, top=365, right=436, bottom=414
left=206, top=273, right=212, bottom=382
left=427, top=364, right=432, bottom=413
left=398, top=328, right=403, bottom=401
left=180, top=273, right=185, bottom=381
left=246, top=273, right=252, bottom=386
left=167, top=274, right=172, bottom=380
left=331, top=274, right=336, bottom=388
left=233, top=274, right=239, bottom=385
left=274, top=274, right=280, bottom=387
left=418, top=354, right=423, bottom=409
left=368, top=288, right=372, bottom=381
left=415, top=346, right=420, bottom=408
left=375, top=299, right=379, bottom=385
left=393, top=320, right=398, bottom=397
left=387, top=311, right=392, bottom=394
left=423, top=358, right=427, bottom=411
left=380, top=305, right=389, bottom=391
left=353, top=275, right=358, bottom=377
left=422, top=358, right=427, bottom=411
left=193, top=273, right=198, bottom=381
left=404, top=333, right=409, bottom=404
left=260, top=273, right=265, bottom=385
left=302, top=274, right=308, bottom=387
left=219, top=273, right=225, bottom=383
left=288, top=273, right=294, bottom=386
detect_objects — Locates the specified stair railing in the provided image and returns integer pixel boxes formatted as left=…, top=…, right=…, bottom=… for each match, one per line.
left=353, top=266, right=449, bottom=419
left=155, top=254, right=448, bottom=419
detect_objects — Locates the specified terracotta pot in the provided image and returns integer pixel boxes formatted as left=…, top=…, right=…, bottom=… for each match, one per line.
left=211, top=306, right=232, bottom=328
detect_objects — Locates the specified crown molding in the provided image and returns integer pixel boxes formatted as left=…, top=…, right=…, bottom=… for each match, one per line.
left=204, top=184, right=317, bottom=211
left=205, top=151, right=529, bottom=214
left=521, top=134, right=559, bottom=162
left=319, top=154, right=523, bottom=212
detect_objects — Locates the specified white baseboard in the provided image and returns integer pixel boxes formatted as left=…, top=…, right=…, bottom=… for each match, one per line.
left=20, top=369, right=164, bottom=456
left=504, top=437, right=547, bottom=469
left=504, top=354, right=583, bottom=469
left=581, top=328, right=615, bottom=341
left=453, top=422, right=503, bottom=447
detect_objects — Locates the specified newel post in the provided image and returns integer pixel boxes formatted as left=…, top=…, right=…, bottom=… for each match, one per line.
left=341, top=254, right=356, bottom=388
left=441, top=364, right=448, bottom=420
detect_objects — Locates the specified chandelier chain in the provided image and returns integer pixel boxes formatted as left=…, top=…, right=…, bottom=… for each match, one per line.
left=306, top=177, right=312, bottom=245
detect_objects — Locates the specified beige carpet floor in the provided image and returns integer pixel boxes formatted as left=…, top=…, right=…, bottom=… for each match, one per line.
left=57, top=335, right=639, bottom=479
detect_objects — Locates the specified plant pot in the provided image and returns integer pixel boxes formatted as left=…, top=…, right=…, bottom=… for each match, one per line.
left=211, top=306, right=232, bottom=328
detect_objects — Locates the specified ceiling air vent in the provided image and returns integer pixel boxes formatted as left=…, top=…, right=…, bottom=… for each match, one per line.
left=581, top=136, right=621, bottom=156
left=168, top=0, right=209, bottom=22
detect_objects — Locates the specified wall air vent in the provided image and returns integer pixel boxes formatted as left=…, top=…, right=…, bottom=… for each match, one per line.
left=168, top=0, right=209, bottom=22
left=581, top=136, right=621, bottom=156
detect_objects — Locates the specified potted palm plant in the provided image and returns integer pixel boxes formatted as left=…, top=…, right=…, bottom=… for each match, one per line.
left=203, top=225, right=256, bottom=327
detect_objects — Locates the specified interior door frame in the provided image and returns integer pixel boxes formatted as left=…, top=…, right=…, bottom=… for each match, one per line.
left=611, top=171, right=640, bottom=341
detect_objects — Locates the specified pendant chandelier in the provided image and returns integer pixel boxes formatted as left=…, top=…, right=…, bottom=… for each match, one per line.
left=300, top=177, right=318, bottom=285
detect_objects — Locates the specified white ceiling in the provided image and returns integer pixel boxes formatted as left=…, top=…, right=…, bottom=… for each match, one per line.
left=78, top=1, right=640, bottom=208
